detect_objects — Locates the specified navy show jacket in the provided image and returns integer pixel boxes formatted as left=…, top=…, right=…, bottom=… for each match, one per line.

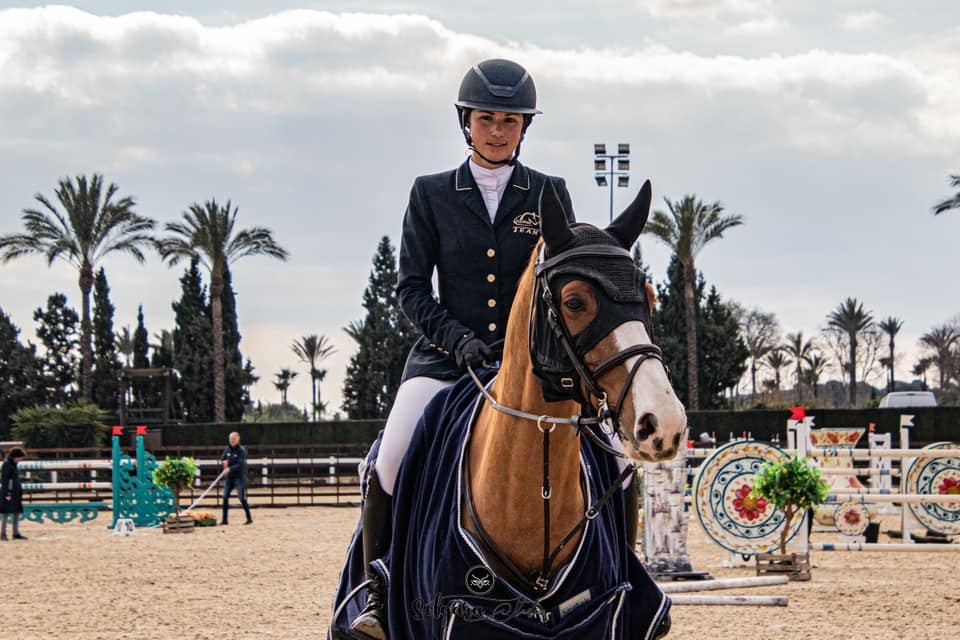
left=397, top=160, right=575, bottom=382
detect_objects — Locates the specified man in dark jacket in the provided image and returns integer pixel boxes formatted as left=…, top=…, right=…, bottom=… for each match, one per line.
left=1, top=446, right=27, bottom=541
left=220, top=432, right=252, bottom=525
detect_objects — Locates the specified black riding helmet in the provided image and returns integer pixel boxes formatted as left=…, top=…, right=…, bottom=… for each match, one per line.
left=455, top=59, right=540, bottom=166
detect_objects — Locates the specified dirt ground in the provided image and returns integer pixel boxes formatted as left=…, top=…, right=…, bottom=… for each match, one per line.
left=2, top=507, right=958, bottom=639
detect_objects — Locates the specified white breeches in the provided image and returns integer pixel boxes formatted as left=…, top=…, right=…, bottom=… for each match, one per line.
left=375, top=376, right=455, bottom=495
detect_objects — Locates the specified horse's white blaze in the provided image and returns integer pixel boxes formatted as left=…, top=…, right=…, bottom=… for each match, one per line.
left=612, top=321, right=687, bottom=461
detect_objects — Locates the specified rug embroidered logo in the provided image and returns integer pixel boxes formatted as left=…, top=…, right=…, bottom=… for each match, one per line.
left=513, top=211, right=540, bottom=235
left=464, top=565, right=496, bottom=595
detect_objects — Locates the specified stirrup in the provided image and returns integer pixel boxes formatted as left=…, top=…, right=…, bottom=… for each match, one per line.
left=350, top=575, right=388, bottom=640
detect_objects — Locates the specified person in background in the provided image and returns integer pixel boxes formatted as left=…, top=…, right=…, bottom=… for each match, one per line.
left=1, top=446, right=27, bottom=541
left=220, top=432, right=252, bottom=525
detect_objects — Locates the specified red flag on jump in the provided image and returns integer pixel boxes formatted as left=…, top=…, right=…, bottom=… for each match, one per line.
left=789, top=406, right=806, bottom=422
left=111, top=426, right=123, bottom=437
left=136, top=426, right=148, bottom=436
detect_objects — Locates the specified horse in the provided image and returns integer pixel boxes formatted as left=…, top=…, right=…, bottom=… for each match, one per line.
left=331, top=179, right=687, bottom=640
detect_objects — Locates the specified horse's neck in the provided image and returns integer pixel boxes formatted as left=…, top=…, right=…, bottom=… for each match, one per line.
left=467, top=340, right=585, bottom=576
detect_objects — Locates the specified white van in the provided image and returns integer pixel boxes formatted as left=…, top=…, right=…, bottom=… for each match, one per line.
left=878, top=391, right=937, bottom=408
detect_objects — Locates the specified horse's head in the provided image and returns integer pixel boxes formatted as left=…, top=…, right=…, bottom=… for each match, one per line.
left=531, top=180, right=687, bottom=462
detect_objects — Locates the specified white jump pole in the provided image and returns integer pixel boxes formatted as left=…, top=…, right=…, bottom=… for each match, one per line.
left=22, top=482, right=112, bottom=491
left=659, top=576, right=789, bottom=594
left=670, top=595, right=788, bottom=606
left=811, top=542, right=960, bottom=552
left=825, top=494, right=960, bottom=504
left=807, top=448, right=959, bottom=459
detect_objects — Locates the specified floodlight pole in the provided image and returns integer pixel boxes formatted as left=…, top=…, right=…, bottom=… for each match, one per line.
left=593, top=143, right=631, bottom=222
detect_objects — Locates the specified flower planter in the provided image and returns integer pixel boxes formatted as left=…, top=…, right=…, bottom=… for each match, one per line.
left=162, top=515, right=195, bottom=534
left=755, top=552, right=810, bottom=581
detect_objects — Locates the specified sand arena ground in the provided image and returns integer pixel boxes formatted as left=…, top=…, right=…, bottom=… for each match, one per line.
left=2, top=508, right=957, bottom=639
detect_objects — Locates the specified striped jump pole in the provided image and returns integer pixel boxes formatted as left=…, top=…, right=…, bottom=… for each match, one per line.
left=808, top=447, right=960, bottom=459
left=659, top=576, right=788, bottom=594
left=670, top=595, right=788, bottom=606
left=19, top=460, right=113, bottom=471
left=22, top=482, right=112, bottom=491
left=826, top=494, right=960, bottom=504
left=812, top=542, right=960, bottom=552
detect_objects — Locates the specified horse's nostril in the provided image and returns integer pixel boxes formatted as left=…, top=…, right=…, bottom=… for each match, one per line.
left=652, top=437, right=664, bottom=452
left=672, top=433, right=681, bottom=449
left=636, top=413, right=659, bottom=441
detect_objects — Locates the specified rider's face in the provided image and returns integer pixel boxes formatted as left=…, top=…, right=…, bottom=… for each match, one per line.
left=469, top=111, right=524, bottom=168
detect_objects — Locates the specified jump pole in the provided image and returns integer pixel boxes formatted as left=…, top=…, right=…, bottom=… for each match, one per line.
left=670, top=595, right=788, bottom=606
left=811, top=542, right=960, bottom=552
left=659, top=576, right=789, bottom=594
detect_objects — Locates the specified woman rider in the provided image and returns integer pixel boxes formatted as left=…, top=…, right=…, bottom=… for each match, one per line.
left=351, top=58, right=577, bottom=638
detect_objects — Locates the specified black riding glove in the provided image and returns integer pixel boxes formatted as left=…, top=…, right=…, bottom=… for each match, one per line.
left=454, top=335, right=492, bottom=370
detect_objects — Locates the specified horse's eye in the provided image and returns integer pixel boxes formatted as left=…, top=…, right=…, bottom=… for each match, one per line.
left=564, top=298, right=585, bottom=312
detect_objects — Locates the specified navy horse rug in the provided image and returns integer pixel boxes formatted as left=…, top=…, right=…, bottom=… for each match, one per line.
left=330, top=370, right=670, bottom=639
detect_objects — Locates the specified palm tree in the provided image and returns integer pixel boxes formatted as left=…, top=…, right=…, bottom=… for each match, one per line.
left=878, top=317, right=904, bottom=392
left=0, top=174, right=155, bottom=401
left=116, top=325, right=134, bottom=368
left=158, top=199, right=288, bottom=422
left=826, top=298, right=874, bottom=407
left=645, top=195, right=743, bottom=409
left=932, top=174, right=960, bottom=215
left=273, top=368, right=298, bottom=406
left=913, top=357, right=933, bottom=389
left=919, top=324, right=960, bottom=390
left=291, top=334, right=336, bottom=422
left=764, top=349, right=791, bottom=394
left=783, top=332, right=815, bottom=404
left=315, top=369, right=329, bottom=419
left=803, top=353, right=829, bottom=400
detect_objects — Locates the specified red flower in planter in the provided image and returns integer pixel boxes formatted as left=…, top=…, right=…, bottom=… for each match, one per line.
left=733, top=484, right=768, bottom=521
left=939, top=477, right=960, bottom=495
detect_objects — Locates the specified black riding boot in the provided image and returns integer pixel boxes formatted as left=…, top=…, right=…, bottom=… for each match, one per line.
left=351, top=468, right=393, bottom=640
left=624, top=471, right=640, bottom=551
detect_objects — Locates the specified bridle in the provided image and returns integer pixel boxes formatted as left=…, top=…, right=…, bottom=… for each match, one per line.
left=464, top=241, right=667, bottom=595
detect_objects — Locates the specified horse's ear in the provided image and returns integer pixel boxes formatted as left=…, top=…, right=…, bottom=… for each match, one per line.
left=606, top=179, right=652, bottom=249
left=539, top=181, right=574, bottom=253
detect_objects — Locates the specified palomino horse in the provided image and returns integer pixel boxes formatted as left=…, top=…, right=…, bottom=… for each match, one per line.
left=331, top=180, right=687, bottom=639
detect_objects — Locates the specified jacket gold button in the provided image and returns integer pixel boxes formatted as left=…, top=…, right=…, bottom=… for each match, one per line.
left=486, top=248, right=496, bottom=258
left=488, top=323, right=497, bottom=332
left=487, top=274, right=495, bottom=283
left=487, top=299, right=496, bottom=308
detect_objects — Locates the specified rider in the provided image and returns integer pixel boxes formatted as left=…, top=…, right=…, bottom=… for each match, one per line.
left=350, top=58, right=576, bottom=638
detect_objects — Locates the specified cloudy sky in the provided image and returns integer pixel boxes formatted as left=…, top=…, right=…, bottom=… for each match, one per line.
left=1, top=1, right=958, bottom=414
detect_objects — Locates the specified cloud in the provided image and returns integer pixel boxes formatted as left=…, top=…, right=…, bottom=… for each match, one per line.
left=635, top=0, right=773, bottom=20
left=1, top=6, right=959, bottom=411
left=841, top=11, right=892, bottom=32
left=725, top=17, right=787, bottom=36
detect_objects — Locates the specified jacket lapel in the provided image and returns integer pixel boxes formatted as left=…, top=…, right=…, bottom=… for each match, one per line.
left=493, top=162, right=531, bottom=228
left=454, top=161, right=493, bottom=224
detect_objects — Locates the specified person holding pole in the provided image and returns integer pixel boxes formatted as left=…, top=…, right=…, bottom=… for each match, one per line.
left=220, top=432, right=252, bottom=525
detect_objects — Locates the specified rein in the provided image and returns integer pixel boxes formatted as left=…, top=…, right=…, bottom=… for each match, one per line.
left=463, top=244, right=664, bottom=594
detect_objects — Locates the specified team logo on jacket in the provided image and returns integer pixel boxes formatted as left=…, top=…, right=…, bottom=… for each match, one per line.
left=512, top=211, right=540, bottom=236
left=465, top=564, right=496, bottom=595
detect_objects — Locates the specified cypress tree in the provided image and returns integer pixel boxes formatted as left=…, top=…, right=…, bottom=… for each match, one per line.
left=91, top=268, right=121, bottom=413
left=131, top=305, right=150, bottom=405
left=172, top=259, right=214, bottom=422
left=343, top=236, right=418, bottom=419
left=33, top=293, right=80, bottom=406
left=0, top=309, right=43, bottom=439
left=215, top=266, right=245, bottom=422
left=654, top=254, right=747, bottom=409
